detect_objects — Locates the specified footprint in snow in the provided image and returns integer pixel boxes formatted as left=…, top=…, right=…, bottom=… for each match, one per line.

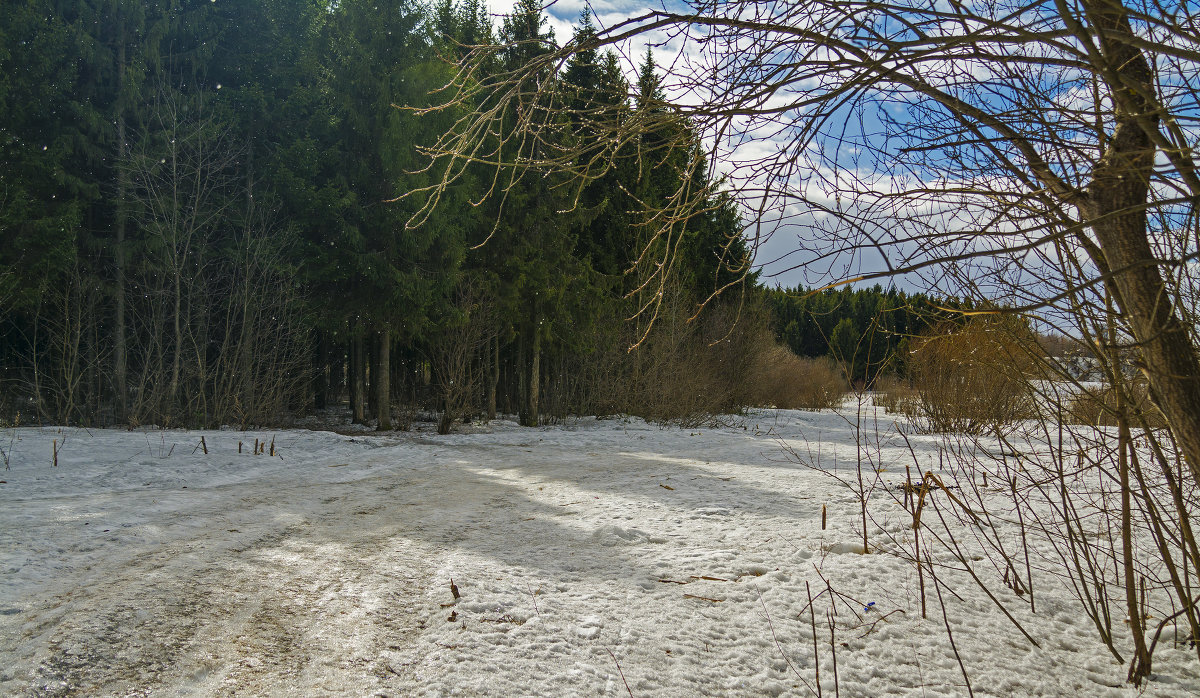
left=590, top=525, right=665, bottom=546
left=576, top=615, right=604, bottom=639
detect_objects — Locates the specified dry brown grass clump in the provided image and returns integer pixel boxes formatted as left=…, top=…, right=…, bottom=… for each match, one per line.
left=582, top=299, right=849, bottom=423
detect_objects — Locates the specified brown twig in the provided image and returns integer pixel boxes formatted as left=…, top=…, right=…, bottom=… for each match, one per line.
left=606, top=648, right=634, bottom=698
left=526, top=582, right=541, bottom=618
left=931, top=559, right=974, bottom=698
left=828, top=605, right=840, bottom=698
left=853, top=609, right=906, bottom=639
left=763, top=587, right=818, bottom=697
left=806, top=582, right=822, bottom=698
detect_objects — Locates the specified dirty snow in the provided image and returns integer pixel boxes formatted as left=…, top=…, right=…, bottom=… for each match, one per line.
left=1, top=407, right=1197, bottom=696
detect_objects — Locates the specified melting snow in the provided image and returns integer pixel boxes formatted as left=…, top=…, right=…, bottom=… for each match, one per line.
left=0, top=409, right=1195, bottom=695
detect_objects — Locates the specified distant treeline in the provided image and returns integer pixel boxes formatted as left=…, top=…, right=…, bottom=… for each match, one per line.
left=0, top=0, right=757, bottom=429
left=764, top=285, right=968, bottom=381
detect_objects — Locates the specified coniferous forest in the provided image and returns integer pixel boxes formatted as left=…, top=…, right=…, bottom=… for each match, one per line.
left=0, top=0, right=949, bottom=430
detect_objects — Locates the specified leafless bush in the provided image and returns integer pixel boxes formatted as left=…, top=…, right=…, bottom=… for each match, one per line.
left=1036, top=332, right=1077, bottom=359
left=549, top=288, right=780, bottom=426
left=906, top=319, right=1038, bottom=435
left=427, top=277, right=500, bottom=434
left=1067, top=381, right=1166, bottom=429
left=873, top=375, right=918, bottom=415
left=744, top=346, right=846, bottom=410
left=26, top=261, right=109, bottom=425
left=622, top=292, right=735, bottom=426
left=0, top=412, right=19, bottom=470
left=855, top=355, right=1200, bottom=686
left=118, top=88, right=311, bottom=428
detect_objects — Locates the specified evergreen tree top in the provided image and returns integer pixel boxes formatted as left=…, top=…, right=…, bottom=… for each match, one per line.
left=636, top=47, right=663, bottom=109
left=499, top=0, right=555, bottom=68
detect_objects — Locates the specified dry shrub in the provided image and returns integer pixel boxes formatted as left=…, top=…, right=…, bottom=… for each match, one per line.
left=1036, top=331, right=1077, bottom=358
left=562, top=291, right=848, bottom=424
left=631, top=353, right=732, bottom=426
left=555, top=290, right=745, bottom=426
left=873, top=374, right=918, bottom=414
left=744, top=345, right=847, bottom=410
left=907, top=318, right=1038, bottom=434
left=1066, top=381, right=1166, bottom=429
left=626, top=299, right=761, bottom=425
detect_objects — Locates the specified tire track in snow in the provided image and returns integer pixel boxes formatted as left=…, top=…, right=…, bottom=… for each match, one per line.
left=4, top=464, right=440, bottom=697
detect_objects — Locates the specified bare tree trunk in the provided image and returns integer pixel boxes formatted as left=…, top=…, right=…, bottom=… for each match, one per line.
left=1104, top=304, right=1154, bottom=684
left=166, top=262, right=183, bottom=416
left=487, top=335, right=498, bottom=421
left=113, top=27, right=128, bottom=424
left=314, top=330, right=328, bottom=410
left=366, top=332, right=377, bottom=420
left=1082, top=0, right=1200, bottom=488
left=376, top=327, right=391, bottom=430
left=522, top=327, right=541, bottom=427
left=350, top=328, right=365, bottom=424
left=189, top=244, right=209, bottom=425
left=1090, top=215, right=1200, bottom=486
left=517, top=331, right=527, bottom=425
left=333, top=342, right=346, bottom=407
left=237, top=141, right=256, bottom=410
left=87, top=299, right=100, bottom=423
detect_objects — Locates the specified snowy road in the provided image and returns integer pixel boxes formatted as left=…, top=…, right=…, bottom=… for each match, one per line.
left=1, top=412, right=1196, bottom=696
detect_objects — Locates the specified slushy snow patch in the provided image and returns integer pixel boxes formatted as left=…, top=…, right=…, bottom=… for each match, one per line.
left=0, top=410, right=1195, bottom=695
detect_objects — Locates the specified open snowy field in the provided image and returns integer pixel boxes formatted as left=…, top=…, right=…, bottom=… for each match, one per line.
left=2, top=408, right=1197, bottom=696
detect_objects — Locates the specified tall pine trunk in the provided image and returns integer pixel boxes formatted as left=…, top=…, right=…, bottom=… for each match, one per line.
left=530, top=331, right=540, bottom=424
left=486, top=335, right=498, bottom=421
left=113, top=27, right=128, bottom=424
left=520, top=326, right=540, bottom=427
left=517, top=331, right=527, bottom=424
left=313, top=330, right=328, bottom=410
left=376, top=327, right=391, bottom=430
left=350, top=327, right=366, bottom=424
left=365, top=333, right=377, bottom=420
left=333, top=342, right=346, bottom=406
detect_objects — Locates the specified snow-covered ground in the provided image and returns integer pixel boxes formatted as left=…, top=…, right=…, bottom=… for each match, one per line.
left=1, top=408, right=1197, bottom=696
